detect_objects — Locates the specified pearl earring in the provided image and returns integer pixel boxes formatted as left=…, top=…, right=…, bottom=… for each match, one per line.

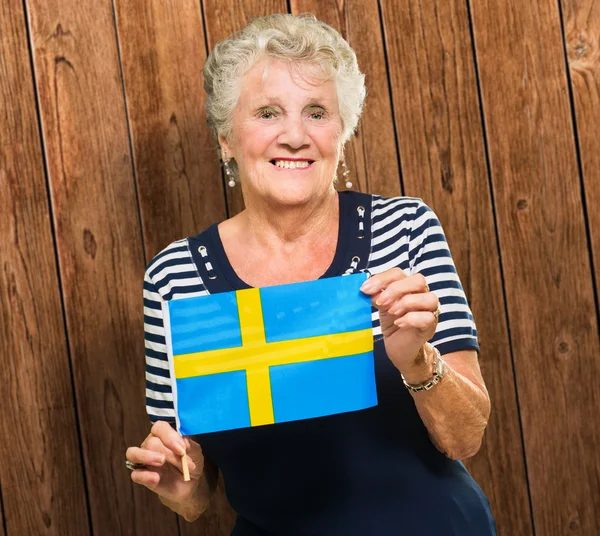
left=223, top=153, right=235, bottom=187
left=341, top=157, right=352, bottom=189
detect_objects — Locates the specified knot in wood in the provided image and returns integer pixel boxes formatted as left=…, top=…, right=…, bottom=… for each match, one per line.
left=568, top=30, right=598, bottom=67
left=83, top=228, right=97, bottom=259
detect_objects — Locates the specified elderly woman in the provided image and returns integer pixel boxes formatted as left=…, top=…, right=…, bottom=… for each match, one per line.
left=126, top=13, right=496, bottom=536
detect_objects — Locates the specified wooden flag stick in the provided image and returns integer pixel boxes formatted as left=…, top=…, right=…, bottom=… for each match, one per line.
left=181, top=452, right=190, bottom=481
left=178, top=432, right=190, bottom=481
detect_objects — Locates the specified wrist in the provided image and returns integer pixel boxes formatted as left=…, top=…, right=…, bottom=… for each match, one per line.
left=160, top=478, right=209, bottom=522
left=160, top=495, right=205, bottom=523
left=398, top=344, right=437, bottom=385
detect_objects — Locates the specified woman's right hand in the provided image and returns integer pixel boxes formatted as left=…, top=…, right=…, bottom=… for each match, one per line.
left=126, top=421, right=205, bottom=509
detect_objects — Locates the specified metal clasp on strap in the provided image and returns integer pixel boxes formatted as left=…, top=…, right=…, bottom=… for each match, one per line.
left=357, top=206, right=365, bottom=239
left=343, top=256, right=361, bottom=275
left=198, top=245, right=218, bottom=280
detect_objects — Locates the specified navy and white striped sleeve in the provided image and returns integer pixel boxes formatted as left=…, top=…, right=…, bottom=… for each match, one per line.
left=408, top=201, right=480, bottom=356
left=143, top=269, right=176, bottom=425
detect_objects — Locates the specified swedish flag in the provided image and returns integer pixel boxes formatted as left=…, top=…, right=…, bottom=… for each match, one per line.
left=163, top=273, right=377, bottom=435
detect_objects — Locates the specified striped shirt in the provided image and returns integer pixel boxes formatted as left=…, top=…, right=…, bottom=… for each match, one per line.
left=143, top=193, right=479, bottom=424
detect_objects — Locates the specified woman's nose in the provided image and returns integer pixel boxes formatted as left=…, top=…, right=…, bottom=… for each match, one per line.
left=277, top=115, right=309, bottom=148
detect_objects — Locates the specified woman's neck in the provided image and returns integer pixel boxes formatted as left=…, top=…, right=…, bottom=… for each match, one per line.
left=237, top=190, right=339, bottom=252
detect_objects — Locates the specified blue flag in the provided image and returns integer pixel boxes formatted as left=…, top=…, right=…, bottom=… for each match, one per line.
left=162, top=272, right=377, bottom=435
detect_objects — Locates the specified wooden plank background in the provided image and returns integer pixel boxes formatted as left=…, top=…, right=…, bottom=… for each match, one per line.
left=0, top=1, right=90, bottom=535
left=1, top=0, right=599, bottom=534
left=377, top=1, right=534, bottom=533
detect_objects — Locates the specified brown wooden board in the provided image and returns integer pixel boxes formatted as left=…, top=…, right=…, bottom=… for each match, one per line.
left=0, top=493, right=4, bottom=536
left=113, top=0, right=227, bottom=262
left=0, top=495, right=5, bottom=536
left=202, top=0, right=289, bottom=217
left=290, top=0, right=401, bottom=198
left=24, top=0, right=179, bottom=533
left=562, top=1, right=600, bottom=354
left=0, top=2, right=90, bottom=535
left=379, top=1, right=534, bottom=534
left=113, top=1, right=234, bottom=533
left=470, top=0, right=600, bottom=533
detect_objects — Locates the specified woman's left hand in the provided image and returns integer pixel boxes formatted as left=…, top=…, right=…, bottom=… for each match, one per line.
left=360, top=268, right=440, bottom=371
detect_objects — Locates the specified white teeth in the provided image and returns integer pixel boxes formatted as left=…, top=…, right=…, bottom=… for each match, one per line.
left=273, top=160, right=310, bottom=169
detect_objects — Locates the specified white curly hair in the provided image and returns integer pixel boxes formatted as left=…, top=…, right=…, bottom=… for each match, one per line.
left=202, top=12, right=367, bottom=173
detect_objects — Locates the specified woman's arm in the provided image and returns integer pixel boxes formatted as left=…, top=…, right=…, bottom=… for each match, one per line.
left=399, top=346, right=490, bottom=460
left=361, top=268, right=491, bottom=461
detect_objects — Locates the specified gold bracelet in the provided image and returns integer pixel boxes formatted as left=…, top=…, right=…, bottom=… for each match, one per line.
left=401, top=345, right=446, bottom=392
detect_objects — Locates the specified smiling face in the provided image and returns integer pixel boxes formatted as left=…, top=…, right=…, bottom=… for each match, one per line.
left=218, top=58, right=343, bottom=208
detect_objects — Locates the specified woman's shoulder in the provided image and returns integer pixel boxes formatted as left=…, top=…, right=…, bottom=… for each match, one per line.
left=367, top=193, right=436, bottom=232
left=343, top=191, right=427, bottom=222
left=365, top=193, right=446, bottom=274
left=143, top=237, right=203, bottom=300
left=145, top=237, right=190, bottom=275
left=369, top=193, right=425, bottom=214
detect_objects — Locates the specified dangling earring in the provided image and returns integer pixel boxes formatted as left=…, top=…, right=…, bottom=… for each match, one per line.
left=223, top=152, right=235, bottom=187
left=341, top=156, right=352, bottom=189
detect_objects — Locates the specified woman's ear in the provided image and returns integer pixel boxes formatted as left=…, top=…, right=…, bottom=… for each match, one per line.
left=218, top=133, right=232, bottom=160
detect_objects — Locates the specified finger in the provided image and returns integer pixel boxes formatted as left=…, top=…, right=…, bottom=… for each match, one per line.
left=145, top=436, right=197, bottom=473
left=393, top=310, right=438, bottom=331
left=360, top=267, right=408, bottom=294
left=182, top=439, right=198, bottom=472
left=388, top=292, right=440, bottom=317
left=151, top=421, right=187, bottom=456
left=172, top=452, right=197, bottom=473
left=126, top=446, right=166, bottom=467
left=375, top=274, right=429, bottom=309
left=130, top=468, right=160, bottom=491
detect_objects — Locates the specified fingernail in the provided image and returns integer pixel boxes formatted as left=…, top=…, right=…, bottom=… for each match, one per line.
left=153, top=454, right=165, bottom=465
left=376, top=294, right=389, bottom=307
left=177, top=441, right=186, bottom=455
left=360, top=282, right=374, bottom=292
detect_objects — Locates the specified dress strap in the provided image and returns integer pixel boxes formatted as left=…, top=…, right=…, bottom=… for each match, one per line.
left=188, top=230, right=233, bottom=294
left=340, top=191, right=372, bottom=275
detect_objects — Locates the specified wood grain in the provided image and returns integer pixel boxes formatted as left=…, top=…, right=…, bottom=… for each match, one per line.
left=379, top=1, right=534, bottom=534
left=113, top=0, right=227, bottom=261
left=290, top=0, right=401, bottom=197
left=562, top=1, right=600, bottom=366
left=202, top=0, right=289, bottom=217
left=24, top=0, right=179, bottom=533
left=0, top=493, right=5, bottom=536
left=4, top=1, right=600, bottom=534
left=470, top=0, right=600, bottom=533
left=0, top=1, right=90, bottom=535
left=113, top=2, right=234, bottom=532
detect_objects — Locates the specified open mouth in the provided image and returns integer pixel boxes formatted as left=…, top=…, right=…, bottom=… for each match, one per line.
left=269, top=159, right=315, bottom=170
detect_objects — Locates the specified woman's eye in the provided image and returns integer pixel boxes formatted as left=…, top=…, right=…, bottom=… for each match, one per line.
left=260, top=110, right=276, bottom=119
left=310, top=111, right=325, bottom=120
